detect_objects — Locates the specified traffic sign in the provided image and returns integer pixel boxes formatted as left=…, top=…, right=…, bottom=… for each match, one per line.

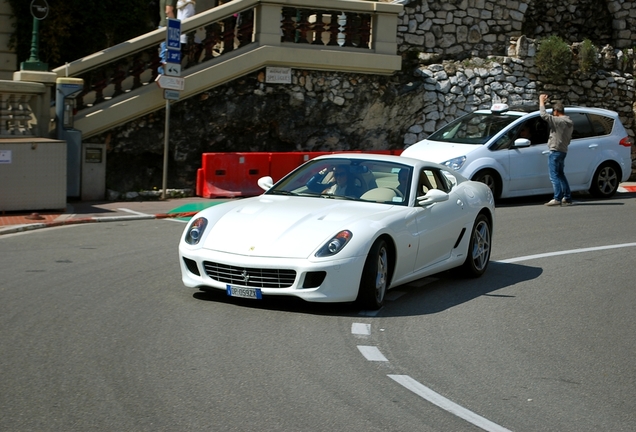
left=166, top=18, right=181, bottom=50
left=156, top=75, right=185, bottom=91
left=164, top=90, right=180, bottom=101
left=164, top=63, right=181, bottom=77
left=166, top=49, right=181, bottom=64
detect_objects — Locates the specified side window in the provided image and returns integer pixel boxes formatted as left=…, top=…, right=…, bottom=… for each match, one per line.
left=521, top=118, right=549, bottom=145
left=587, top=114, right=614, bottom=136
left=432, top=169, right=452, bottom=192
left=490, top=127, right=516, bottom=150
left=418, top=168, right=452, bottom=194
left=570, top=112, right=594, bottom=139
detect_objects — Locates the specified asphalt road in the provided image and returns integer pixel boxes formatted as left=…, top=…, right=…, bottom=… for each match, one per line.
left=1, top=193, right=634, bottom=431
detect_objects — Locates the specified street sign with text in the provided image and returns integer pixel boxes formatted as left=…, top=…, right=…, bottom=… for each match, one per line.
left=30, top=0, right=49, bottom=20
left=156, top=75, right=185, bottom=91
left=167, top=18, right=181, bottom=49
left=164, top=90, right=180, bottom=101
left=166, top=49, right=181, bottom=64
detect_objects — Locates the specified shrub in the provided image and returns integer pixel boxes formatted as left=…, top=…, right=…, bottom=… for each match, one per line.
left=578, top=39, right=598, bottom=74
left=536, top=35, right=572, bottom=83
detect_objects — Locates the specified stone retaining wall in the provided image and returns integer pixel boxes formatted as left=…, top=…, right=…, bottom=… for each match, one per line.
left=395, top=0, right=636, bottom=60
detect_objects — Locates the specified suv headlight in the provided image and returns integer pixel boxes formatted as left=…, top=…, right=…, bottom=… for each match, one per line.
left=442, top=156, right=466, bottom=171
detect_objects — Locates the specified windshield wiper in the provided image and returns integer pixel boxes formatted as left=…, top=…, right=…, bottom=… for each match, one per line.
left=269, top=190, right=297, bottom=196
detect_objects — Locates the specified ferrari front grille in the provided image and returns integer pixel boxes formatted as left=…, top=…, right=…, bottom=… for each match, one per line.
left=203, top=261, right=296, bottom=288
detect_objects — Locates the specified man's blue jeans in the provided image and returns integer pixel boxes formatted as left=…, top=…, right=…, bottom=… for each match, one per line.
left=548, top=151, right=571, bottom=201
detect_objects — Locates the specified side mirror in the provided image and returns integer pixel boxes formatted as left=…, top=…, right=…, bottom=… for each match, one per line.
left=257, top=176, right=274, bottom=191
left=513, top=138, right=531, bottom=148
left=417, top=188, right=449, bottom=206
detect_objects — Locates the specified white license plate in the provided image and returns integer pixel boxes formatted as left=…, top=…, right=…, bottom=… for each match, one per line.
left=226, top=285, right=262, bottom=300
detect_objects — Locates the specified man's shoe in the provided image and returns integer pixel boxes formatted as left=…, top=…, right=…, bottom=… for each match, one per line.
left=545, top=199, right=561, bottom=206
left=561, top=199, right=573, bottom=206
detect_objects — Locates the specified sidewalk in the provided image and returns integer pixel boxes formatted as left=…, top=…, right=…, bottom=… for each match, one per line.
left=0, top=196, right=229, bottom=236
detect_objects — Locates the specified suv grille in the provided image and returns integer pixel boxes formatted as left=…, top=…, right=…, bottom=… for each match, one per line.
left=203, top=261, right=296, bottom=288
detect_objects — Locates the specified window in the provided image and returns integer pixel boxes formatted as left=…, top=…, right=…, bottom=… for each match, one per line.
left=587, top=114, right=614, bottom=136
left=570, top=112, right=594, bottom=139
left=418, top=168, right=452, bottom=194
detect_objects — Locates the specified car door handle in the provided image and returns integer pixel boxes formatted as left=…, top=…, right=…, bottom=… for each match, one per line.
left=456, top=199, right=464, bottom=208
left=589, top=144, right=598, bottom=149
left=542, top=150, right=550, bottom=155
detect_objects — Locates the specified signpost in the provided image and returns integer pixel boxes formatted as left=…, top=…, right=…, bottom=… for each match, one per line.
left=160, top=18, right=183, bottom=200
left=165, top=63, right=181, bottom=77
left=155, top=75, right=185, bottom=91
left=163, top=90, right=180, bottom=101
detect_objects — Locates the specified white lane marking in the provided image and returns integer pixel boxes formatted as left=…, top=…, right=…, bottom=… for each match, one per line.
left=495, top=242, right=636, bottom=264
left=351, top=323, right=371, bottom=336
left=357, top=346, right=388, bottom=362
left=388, top=375, right=513, bottom=432
left=118, top=208, right=152, bottom=216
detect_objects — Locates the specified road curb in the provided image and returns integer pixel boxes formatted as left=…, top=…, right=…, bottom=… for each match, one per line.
left=0, top=212, right=199, bottom=236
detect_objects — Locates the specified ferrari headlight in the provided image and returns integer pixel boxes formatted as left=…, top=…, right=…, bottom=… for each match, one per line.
left=185, top=217, right=208, bottom=245
left=315, top=230, right=352, bottom=257
left=442, top=156, right=466, bottom=171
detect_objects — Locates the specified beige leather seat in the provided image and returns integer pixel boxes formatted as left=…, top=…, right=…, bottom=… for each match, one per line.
left=360, top=187, right=400, bottom=201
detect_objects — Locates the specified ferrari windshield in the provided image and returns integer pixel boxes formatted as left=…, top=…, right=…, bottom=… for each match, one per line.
left=266, top=158, right=413, bottom=205
left=428, top=111, right=520, bottom=145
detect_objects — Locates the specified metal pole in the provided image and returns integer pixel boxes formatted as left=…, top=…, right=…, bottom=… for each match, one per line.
left=162, top=99, right=170, bottom=200
left=27, top=17, right=40, bottom=62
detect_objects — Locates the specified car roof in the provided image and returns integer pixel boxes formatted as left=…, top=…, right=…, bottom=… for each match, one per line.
left=473, top=104, right=620, bottom=118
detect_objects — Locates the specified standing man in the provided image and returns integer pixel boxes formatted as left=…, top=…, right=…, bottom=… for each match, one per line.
left=159, top=0, right=177, bottom=28
left=540, top=94, right=574, bottom=206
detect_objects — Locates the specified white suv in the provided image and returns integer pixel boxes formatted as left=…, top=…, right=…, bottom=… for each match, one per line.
left=401, top=104, right=633, bottom=199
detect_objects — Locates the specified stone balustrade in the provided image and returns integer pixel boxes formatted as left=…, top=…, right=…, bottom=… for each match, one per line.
left=0, top=80, right=50, bottom=138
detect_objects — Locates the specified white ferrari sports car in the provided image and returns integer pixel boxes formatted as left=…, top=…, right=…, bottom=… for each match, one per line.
left=179, top=154, right=495, bottom=309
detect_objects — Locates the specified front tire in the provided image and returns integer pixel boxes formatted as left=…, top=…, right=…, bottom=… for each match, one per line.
left=357, top=239, right=390, bottom=310
left=589, top=162, right=620, bottom=198
left=461, top=214, right=491, bottom=277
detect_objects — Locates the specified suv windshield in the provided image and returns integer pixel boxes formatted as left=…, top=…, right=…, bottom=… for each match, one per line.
left=428, top=112, right=520, bottom=145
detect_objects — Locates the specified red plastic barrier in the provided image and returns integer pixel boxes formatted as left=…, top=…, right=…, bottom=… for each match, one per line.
left=196, top=168, right=205, bottom=197
left=307, top=152, right=332, bottom=160
left=198, top=152, right=270, bottom=198
left=269, top=152, right=311, bottom=182
left=196, top=150, right=404, bottom=198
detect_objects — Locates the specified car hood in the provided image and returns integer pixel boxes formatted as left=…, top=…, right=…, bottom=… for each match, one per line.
left=200, top=196, right=392, bottom=259
left=402, top=140, right=478, bottom=163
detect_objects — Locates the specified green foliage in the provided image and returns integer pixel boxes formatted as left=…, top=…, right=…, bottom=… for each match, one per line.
left=7, top=0, right=156, bottom=68
left=535, top=35, right=572, bottom=83
left=578, top=39, right=598, bottom=74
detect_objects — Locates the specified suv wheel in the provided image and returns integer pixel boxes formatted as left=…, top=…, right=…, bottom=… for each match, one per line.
left=472, top=170, right=500, bottom=199
left=589, top=162, right=620, bottom=198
